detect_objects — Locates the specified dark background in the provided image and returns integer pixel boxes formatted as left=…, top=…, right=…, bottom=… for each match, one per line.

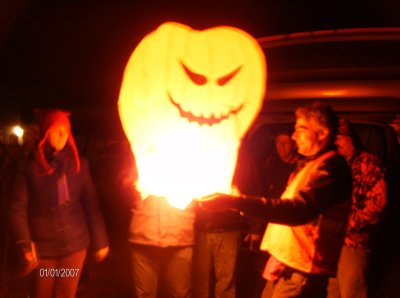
left=1, top=0, right=399, bottom=116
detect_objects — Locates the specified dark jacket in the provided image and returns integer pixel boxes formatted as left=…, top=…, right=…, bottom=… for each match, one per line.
left=239, top=148, right=353, bottom=226
left=257, top=149, right=352, bottom=275
left=8, top=147, right=109, bottom=258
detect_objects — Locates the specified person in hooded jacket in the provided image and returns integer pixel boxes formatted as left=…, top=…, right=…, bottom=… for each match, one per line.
left=8, top=109, right=109, bottom=298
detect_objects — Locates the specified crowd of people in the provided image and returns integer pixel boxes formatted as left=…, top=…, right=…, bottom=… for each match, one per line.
left=0, top=102, right=399, bottom=297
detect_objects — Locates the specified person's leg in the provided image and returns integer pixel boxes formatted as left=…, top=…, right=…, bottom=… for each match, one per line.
left=34, top=258, right=57, bottom=298
left=326, top=277, right=341, bottom=298
left=271, top=271, right=327, bottom=298
left=193, top=231, right=212, bottom=298
left=130, top=244, right=160, bottom=298
left=270, top=273, right=307, bottom=298
left=213, top=231, right=241, bottom=298
left=164, top=246, right=193, bottom=298
left=54, top=249, right=86, bottom=298
left=327, top=245, right=345, bottom=298
left=300, top=274, right=328, bottom=298
left=261, top=279, right=277, bottom=298
left=337, top=246, right=368, bottom=298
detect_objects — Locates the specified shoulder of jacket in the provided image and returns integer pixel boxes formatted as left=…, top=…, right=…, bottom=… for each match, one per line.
left=319, top=152, right=351, bottom=176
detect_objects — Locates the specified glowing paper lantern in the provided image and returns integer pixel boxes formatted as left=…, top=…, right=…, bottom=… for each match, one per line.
left=118, top=22, right=266, bottom=209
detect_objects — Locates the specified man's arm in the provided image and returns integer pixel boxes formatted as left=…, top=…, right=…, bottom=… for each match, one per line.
left=199, top=155, right=352, bottom=226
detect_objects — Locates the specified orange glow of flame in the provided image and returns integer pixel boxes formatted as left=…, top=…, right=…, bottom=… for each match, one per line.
left=118, top=22, right=266, bottom=209
left=132, top=123, right=238, bottom=209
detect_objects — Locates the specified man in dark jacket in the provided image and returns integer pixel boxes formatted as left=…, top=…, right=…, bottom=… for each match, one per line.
left=199, top=102, right=353, bottom=298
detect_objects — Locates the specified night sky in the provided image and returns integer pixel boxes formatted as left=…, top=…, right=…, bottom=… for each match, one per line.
left=0, top=0, right=399, bottom=119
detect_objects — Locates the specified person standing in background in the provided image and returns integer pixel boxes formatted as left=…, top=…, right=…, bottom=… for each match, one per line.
left=328, top=118, right=387, bottom=298
left=8, top=109, right=109, bottom=298
left=193, top=188, right=243, bottom=298
left=388, top=114, right=400, bottom=145
left=262, top=130, right=298, bottom=198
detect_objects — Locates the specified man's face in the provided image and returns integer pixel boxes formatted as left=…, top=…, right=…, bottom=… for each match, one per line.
left=292, top=117, right=327, bottom=157
left=275, top=134, right=296, bottom=161
left=47, top=123, right=69, bottom=152
left=335, top=135, right=354, bottom=161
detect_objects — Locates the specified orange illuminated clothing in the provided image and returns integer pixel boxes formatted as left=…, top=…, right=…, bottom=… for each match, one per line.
left=261, top=151, right=350, bottom=275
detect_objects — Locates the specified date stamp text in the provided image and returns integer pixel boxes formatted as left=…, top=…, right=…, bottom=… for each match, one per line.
left=39, top=268, right=80, bottom=278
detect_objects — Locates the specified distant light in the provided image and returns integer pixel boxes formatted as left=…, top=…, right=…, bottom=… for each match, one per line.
left=13, top=126, right=24, bottom=138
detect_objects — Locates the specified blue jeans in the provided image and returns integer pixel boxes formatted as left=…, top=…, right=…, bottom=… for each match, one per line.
left=193, top=230, right=241, bottom=298
left=327, top=245, right=368, bottom=298
left=130, top=244, right=193, bottom=298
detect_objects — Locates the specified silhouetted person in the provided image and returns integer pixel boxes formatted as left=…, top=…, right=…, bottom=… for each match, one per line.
left=389, top=114, right=400, bottom=145
left=262, top=130, right=298, bottom=198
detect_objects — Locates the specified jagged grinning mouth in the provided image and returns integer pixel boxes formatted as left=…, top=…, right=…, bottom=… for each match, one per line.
left=168, top=93, right=244, bottom=126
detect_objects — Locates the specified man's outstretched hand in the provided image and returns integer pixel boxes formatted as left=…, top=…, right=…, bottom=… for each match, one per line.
left=196, top=193, right=241, bottom=212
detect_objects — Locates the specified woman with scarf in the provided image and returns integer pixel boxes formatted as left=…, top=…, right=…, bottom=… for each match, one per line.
left=8, top=110, right=109, bottom=298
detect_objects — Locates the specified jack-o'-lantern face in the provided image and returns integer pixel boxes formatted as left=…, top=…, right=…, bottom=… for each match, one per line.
left=168, top=62, right=244, bottom=126
left=163, top=23, right=265, bottom=132
left=118, top=22, right=266, bottom=208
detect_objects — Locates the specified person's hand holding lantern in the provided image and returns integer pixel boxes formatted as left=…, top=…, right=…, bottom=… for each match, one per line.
left=197, top=192, right=242, bottom=212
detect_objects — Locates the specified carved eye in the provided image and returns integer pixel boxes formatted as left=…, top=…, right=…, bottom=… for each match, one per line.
left=217, top=66, right=242, bottom=86
left=180, top=62, right=207, bottom=85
